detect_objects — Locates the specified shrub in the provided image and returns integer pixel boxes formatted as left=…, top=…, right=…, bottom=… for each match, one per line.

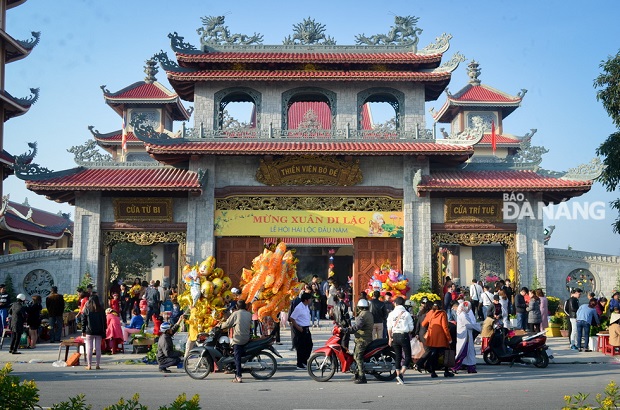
left=547, top=296, right=560, bottom=315
left=64, top=294, right=80, bottom=312
left=563, top=380, right=619, bottom=409
left=0, top=363, right=39, bottom=409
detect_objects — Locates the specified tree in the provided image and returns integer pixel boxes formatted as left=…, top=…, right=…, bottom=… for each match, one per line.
left=594, top=49, right=620, bottom=233
left=110, top=242, right=156, bottom=283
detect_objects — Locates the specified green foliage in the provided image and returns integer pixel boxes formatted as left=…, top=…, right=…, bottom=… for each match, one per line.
left=547, top=296, right=560, bottom=315
left=417, top=269, right=432, bottom=294
left=3, top=275, right=16, bottom=303
left=146, top=340, right=158, bottom=363
left=110, top=242, right=156, bottom=283
left=77, top=271, right=93, bottom=293
left=563, top=380, right=620, bottom=409
left=531, top=273, right=541, bottom=292
left=0, top=363, right=40, bottom=409
left=51, top=394, right=92, bottom=410
left=103, top=394, right=147, bottom=410
left=159, top=393, right=201, bottom=410
left=594, top=50, right=620, bottom=234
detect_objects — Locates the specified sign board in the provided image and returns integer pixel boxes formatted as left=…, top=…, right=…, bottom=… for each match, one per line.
left=214, top=210, right=403, bottom=238
left=114, top=198, right=173, bottom=222
left=444, top=198, right=503, bottom=223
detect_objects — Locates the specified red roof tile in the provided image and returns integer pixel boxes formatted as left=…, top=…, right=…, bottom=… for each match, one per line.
left=146, top=141, right=472, bottom=156
left=107, top=82, right=177, bottom=100
left=25, top=168, right=202, bottom=192
left=452, top=85, right=520, bottom=103
left=167, top=70, right=451, bottom=82
left=0, top=213, right=68, bottom=239
left=418, top=170, right=593, bottom=192
left=93, top=131, right=139, bottom=143
left=176, top=51, right=442, bottom=64
left=478, top=134, right=521, bottom=145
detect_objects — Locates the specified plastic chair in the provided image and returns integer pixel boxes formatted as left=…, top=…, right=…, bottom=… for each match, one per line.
left=603, top=344, right=620, bottom=356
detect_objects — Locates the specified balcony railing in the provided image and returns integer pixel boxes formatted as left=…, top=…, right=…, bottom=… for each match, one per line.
left=181, top=122, right=435, bottom=141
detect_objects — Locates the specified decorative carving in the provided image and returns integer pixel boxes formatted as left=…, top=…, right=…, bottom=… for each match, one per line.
left=23, top=269, right=54, bottom=298
left=412, top=169, right=422, bottom=196
left=131, top=110, right=160, bottom=129
left=437, top=115, right=485, bottom=145
left=507, top=130, right=546, bottom=167
left=466, top=112, right=496, bottom=130
left=214, top=87, right=262, bottom=131
left=467, top=60, right=481, bottom=86
left=15, top=31, right=41, bottom=50
left=197, top=168, right=208, bottom=188
left=12, top=142, right=55, bottom=178
left=168, top=32, right=198, bottom=53
left=565, top=268, right=595, bottom=293
left=431, top=231, right=517, bottom=292
left=473, top=246, right=505, bottom=280
left=0, top=194, right=32, bottom=220
left=68, top=140, right=112, bottom=164
left=283, top=17, right=336, bottom=45
left=143, top=59, right=158, bottom=83
left=103, top=231, right=186, bottom=247
left=216, top=195, right=402, bottom=212
left=426, top=52, right=466, bottom=73
left=560, top=157, right=606, bottom=181
left=151, top=51, right=193, bottom=72
left=197, top=16, right=263, bottom=47
left=14, top=88, right=40, bottom=106
left=355, top=15, right=423, bottom=51
left=256, top=155, right=363, bottom=186
left=419, top=33, right=452, bottom=55
left=130, top=113, right=179, bottom=145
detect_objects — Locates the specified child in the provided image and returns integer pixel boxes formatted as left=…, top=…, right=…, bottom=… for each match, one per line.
left=109, top=293, right=120, bottom=315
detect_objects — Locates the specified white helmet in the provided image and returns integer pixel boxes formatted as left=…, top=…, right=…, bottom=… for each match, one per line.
left=16, top=294, right=26, bottom=301
left=357, top=299, right=370, bottom=308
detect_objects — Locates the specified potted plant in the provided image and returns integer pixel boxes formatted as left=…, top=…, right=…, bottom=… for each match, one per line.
left=509, top=314, right=518, bottom=329
left=548, top=312, right=569, bottom=337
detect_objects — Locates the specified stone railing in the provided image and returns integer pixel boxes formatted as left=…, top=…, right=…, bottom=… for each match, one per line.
left=545, top=247, right=620, bottom=264
left=0, top=248, right=73, bottom=266
left=181, top=123, right=435, bottom=141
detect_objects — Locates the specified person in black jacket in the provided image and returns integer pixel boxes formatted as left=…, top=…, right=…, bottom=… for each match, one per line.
left=515, top=287, right=529, bottom=331
left=332, top=292, right=351, bottom=349
left=8, top=294, right=27, bottom=354
left=81, top=294, right=106, bottom=370
left=369, top=291, right=387, bottom=340
left=156, top=316, right=184, bottom=373
left=566, top=288, right=582, bottom=350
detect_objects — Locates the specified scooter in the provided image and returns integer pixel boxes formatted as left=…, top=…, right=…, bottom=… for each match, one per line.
left=184, top=327, right=282, bottom=380
left=482, top=323, right=550, bottom=368
left=306, top=326, right=397, bottom=382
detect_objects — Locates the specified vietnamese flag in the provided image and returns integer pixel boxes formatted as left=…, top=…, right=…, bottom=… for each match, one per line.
left=121, top=111, right=128, bottom=152
left=491, top=120, right=497, bottom=154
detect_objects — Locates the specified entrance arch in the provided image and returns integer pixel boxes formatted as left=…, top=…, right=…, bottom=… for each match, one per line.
left=102, top=231, right=186, bottom=299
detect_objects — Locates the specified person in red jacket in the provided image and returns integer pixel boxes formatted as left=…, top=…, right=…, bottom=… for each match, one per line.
left=421, top=303, right=453, bottom=378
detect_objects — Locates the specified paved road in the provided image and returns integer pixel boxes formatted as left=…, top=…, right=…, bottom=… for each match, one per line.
left=2, top=327, right=619, bottom=409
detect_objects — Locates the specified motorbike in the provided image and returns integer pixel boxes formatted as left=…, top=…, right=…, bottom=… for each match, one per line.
left=184, top=327, right=282, bottom=380
left=306, top=326, right=397, bottom=382
left=482, top=323, right=550, bottom=368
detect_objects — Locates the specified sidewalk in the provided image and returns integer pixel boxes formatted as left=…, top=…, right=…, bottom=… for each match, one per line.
left=1, top=325, right=618, bottom=370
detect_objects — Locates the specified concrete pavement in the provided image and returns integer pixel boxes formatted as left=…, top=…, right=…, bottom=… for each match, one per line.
left=1, top=323, right=618, bottom=371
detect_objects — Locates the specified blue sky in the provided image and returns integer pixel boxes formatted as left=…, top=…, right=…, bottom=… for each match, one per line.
left=5, top=0, right=620, bottom=255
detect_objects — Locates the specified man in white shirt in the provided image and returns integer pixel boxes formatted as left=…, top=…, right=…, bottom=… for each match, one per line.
left=469, top=279, right=483, bottom=320
left=480, top=285, right=495, bottom=317
left=387, top=296, right=414, bottom=385
left=289, top=292, right=313, bottom=370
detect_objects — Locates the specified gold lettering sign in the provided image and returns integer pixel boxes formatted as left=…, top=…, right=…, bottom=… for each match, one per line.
left=256, top=155, right=363, bottom=186
left=445, top=198, right=503, bottom=223
left=113, top=198, right=173, bottom=222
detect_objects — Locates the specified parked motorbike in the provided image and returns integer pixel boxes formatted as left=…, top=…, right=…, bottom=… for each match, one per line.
left=482, top=323, right=550, bottom=368
left=184, top=327, right=281, bottom=380
left=306, top=326, right=397, bottom=382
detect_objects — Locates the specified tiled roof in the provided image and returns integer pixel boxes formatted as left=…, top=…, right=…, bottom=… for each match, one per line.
left=146, top=141, right=473, bottom=156
left=25, top=167, right=202, bottom=192
left=0, top=149, right=14, bottom=166
left=477, top=133, right=521, bottom=145
left=0, top=213, right=69, bottom=239
left=0, top=200, right=73, bottom=239
left=450, top=84, right=521, bottom=103
left=418, top=170, right=593, bottom=192
left=176, top=51, right=442, bottom=64
left=167, top=69, right=451, bottom=82
left=104, top=82, right=177, bottom=100
left=263, top=237, right=353, bottom=246
left=93, top=131, right=139, bottom=143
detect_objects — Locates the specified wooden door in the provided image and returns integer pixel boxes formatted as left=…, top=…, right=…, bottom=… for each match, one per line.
left=216, top=237, right=264, bottom=287
left=353, top=238, right=402, bottom=304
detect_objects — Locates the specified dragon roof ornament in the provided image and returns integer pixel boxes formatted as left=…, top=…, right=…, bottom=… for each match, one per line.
left=152, top=51, right=194, bottom=72
left=130, top=113, right=182, bottom=146
left=15, top=31, right=41, bottom=50
left=197, top=15, right=264, bottom=49
left=12, top=142, right=57, bottom=180
left=282, top=17, right=336, bottom=45
left=68, top=140, right=113, bottom=165
left=537, top=157, right=606, bottom=181
left=169, top=32, right=198, bottom=53
left=421, top=52, right=466, bottom=73
left=419, top=33, right=452, bottom=55
left=356, top=15, right=423, bottom=51
left=12, top=88, right=40, bottom=107
left=436, top=115, right=485, bottom=146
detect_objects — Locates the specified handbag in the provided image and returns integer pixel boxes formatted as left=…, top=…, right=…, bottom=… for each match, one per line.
left=443, top=349, right=456, bottom=368
left=410, top=337, right=424, bottom=359
left=66, top=352, right=81, bottom=366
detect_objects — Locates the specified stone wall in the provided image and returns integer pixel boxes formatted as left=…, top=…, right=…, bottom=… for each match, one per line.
left=0, top=249, right=73, bottom=307
left=545, top=247, right=620, bottom=300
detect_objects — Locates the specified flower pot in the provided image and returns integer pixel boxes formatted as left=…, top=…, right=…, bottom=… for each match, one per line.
left=589, top=336, right=598, bottom=351
left=510, top=318, right=518, bottom=329
left=547, top=324, right=562, bottom=337
left=560, top=330, right=569, bottom=337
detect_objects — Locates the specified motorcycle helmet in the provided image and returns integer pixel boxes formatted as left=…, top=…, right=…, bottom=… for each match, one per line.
left=160, top=322, right=171, bottom=332
left=357, top=299, right=370, bottom=309
left=16, top=294, right=26, bottom=301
